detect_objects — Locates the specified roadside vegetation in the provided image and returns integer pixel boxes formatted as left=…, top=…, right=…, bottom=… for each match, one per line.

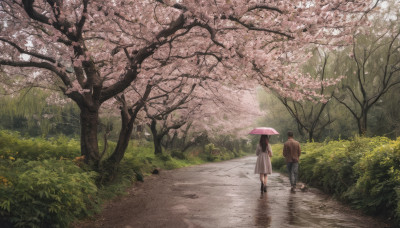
left=271, top=137, right=400, bottom=226
left=0, top=130, right=250, bottom=227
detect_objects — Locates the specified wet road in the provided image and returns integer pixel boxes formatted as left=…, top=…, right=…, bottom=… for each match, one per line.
left=76, top=156, right=389, bottom=228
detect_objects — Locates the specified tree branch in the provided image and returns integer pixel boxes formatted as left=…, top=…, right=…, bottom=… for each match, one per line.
left=0, top=59, right=71, bottom=87
left=0, top=38, right=56, bottom=63
left=227, top=15, right=293, bottom=39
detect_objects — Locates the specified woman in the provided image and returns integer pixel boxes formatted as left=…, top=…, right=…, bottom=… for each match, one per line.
left=254, top=135, right=272, bottom=192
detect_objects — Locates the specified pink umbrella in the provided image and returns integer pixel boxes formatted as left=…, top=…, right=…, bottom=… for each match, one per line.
left=249, top=127, right=279, bottom=135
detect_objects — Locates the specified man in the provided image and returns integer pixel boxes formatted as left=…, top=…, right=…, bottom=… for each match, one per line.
left=283, top=131, right=301, bottom=192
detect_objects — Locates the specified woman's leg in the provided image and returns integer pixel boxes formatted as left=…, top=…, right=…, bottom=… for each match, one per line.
left=259, top=174, right=264, bottom=183
left=259, top=174, right=264, bottom=192
left=263, top=174, right=268, bottom=192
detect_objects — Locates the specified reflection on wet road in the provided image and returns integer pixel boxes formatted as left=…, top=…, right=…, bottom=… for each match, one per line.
left=169, top=156, right=388, bottom=227
left=255, top=194, right=271, bottom=226
left=77, top=156, right=389, bottom=228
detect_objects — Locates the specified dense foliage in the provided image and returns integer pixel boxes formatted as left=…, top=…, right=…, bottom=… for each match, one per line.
left=0, top=159, right=97, bottom=228
left=0, top=130, right=249, bottom=227
left=271, top=137, right=400, bottom=226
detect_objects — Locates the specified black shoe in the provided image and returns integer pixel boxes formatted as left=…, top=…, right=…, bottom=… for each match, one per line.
left=261, top=182, right=264, bottom=192
left=263, top=185, right=267, bottom=192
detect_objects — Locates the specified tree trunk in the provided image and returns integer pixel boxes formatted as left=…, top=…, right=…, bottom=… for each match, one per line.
left=80, top=107, right=101, bottom=167
left=154, top=136, right=163, bottom=155
left=106, top=115, right=135, bottom=168
left=150, top=119, right=163, bottom=155
left=167, top=131, right=178, bottom=149
left=308, top=130, right=314, bottom=142
left=104, top=96, right=140, bottom=173
left=359, top=114, right=368, bottom=136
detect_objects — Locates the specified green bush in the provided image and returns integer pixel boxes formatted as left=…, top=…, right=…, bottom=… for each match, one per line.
left=0, top=130, right=80, bottom=161
left=296, top=136, right=400, bottom=226
left=301, top=140, right=354, bottom=195
left=345, top=138, right=400, bottom=220
left=270, top=144, right=286, bottom=172
left=0, top=159, right=98, bottom=228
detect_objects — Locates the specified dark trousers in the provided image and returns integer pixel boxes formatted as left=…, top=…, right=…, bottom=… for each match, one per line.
left=286, top=162, right=299, bottom=187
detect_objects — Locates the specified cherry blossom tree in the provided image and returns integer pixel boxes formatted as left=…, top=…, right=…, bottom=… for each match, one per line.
left=143, top=80, right=198, bottom=155
left=276, top=49, right=336, bottom=142
left=0, top=0, right=378, bottom=169
left=151, top=85, right=263, bottom=157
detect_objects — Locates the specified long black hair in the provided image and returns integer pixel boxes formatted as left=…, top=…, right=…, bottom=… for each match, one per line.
left=259, top=135, right=269, bottom=152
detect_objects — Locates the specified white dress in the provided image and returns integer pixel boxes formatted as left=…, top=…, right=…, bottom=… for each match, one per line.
left=254, top=144, right=272, bottom=174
